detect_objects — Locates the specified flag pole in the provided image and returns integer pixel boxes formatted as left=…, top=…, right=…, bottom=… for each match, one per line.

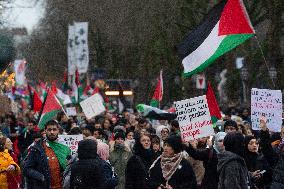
left=254, top=36, right=276, bottom=88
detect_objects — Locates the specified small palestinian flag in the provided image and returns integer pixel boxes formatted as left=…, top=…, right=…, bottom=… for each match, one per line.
left=206, top=82, right=222, bottom=124
left=136, top=104, right=177, bottom=120
left=177, top=0, right=255, bottom=77
left=150, top=70, right=163, bottom=107
left=38, top=90, right=64, bottom=129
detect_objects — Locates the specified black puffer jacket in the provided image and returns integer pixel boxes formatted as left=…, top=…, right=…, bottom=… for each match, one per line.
left=217, top=151, right=250, bottom=189
left=70, top=139, right=105, bottom=189
left=22, top=140, right=51, bottom=189
left=148, top=158, right=197, bottom=189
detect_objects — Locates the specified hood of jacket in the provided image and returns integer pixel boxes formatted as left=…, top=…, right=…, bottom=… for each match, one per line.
left=217, top=150, right=246, bottom=173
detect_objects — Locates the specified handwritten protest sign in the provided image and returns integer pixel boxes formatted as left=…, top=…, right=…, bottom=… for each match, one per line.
left=80, top=93, right=106, bottom=119
left=58, top=134, right=83, bottom=155
left=66, top=107, right=77, bottom=116
left=174, top=95, right=214, bottom=141
left=251, top=88, right=282, bottom=132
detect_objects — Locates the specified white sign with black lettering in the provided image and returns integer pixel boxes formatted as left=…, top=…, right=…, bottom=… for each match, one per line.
left=251, top=88, right=282, bottom=132
left=174, top=95, right=213, bottom=141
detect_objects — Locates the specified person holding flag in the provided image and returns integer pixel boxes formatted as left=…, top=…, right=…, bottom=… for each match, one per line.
left=23, top=120, right=71, bottom=189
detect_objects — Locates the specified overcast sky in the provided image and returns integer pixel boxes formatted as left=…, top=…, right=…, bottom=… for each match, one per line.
left=3, top=0, right=44, bottom=33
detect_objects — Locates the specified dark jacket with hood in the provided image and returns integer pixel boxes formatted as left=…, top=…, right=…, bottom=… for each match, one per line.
left=70, top=139, right=105, bottom=189
left=260, top=130, right=284, bottom=188
left=22, top=139, right=51, bottom=189
left=125, top=137, right=154, bottom=189
left=218, top=150, right=250, bottom=189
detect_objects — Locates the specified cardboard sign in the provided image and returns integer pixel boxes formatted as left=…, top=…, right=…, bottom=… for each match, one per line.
left=251, top=88, right=282, bottom=132
left=58, top=134, right=83, bottom=155
left=80, top=93, right=106, bottom=119
left=174, top=95, right=214, bottom=141
left=66, top=107, right=77, bottom=116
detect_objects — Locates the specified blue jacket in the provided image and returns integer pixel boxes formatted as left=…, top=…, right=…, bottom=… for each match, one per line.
left=23, top=140, right=51, bottom=189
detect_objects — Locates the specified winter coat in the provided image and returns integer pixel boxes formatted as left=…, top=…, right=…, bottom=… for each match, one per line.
left=102, top=160, right=118, bottom=189
left=0, top=149, right=21, bottom=189
left=18, top=130, right=34, bottom=155
left=70, top=141, right=105, bottom=189
left=244, top=151, right=272, bottom=189
left=109, top=145, right=131, bottom=189
left=125, top=151, right=154, bottom=189
left=217, top=150, right=250, bottom=189
left=22, top=140, right=51, bottom=189
left=260, top=130, right=284, bottom=188
left=185, top=145, right=218, bottom=189
left=147, top=158, right=197, bottom=189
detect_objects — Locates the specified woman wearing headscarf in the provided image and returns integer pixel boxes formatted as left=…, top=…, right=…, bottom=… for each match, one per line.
left=148, top=135, right=197, bottom=189
left=97, top=141, right=118, bottom=189
left=218, top=132, right=252, bottom=189
left=183, top=132, right=226, bottom=189
left=125, top=134, right=154, bottom=189
left=244, top=135, right=272, bottom=189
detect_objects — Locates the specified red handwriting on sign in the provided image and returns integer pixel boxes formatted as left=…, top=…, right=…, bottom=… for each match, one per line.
left=182, top=129, right=201, bottom=140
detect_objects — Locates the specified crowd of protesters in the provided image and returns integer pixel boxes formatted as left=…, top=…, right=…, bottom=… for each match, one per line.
left=0, top=106, right=283, bottom=189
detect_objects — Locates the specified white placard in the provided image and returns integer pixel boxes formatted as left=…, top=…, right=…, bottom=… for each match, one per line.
left=58, top=134, right=83, bottom=155
left=74, top=22, right=89, bottom=74
left=80, top=93, right=106, bottom=119
left=251, top=88, right=282, bottom=132
left=66, top=107, right=77, bottom=116
left=174, top=95, right=214, bottom=141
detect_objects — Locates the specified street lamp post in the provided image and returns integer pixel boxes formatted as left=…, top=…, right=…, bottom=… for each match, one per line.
left=240, top=67, right=248, bottom=104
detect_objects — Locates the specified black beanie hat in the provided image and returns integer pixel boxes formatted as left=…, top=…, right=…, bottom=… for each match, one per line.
left=224, top=120, right=238, bottom=130
left=78, top=139, right=98, bottom=159
left=114, top=131, right=126, bottom=140
left=164, top=135, right=183, bottom=154
left=224, top=132, right=245, bottom=157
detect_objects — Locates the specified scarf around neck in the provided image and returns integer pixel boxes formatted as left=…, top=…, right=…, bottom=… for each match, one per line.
left=160, top=152, right=183, bottom=181
left=46, top=140, right=71, bottom=170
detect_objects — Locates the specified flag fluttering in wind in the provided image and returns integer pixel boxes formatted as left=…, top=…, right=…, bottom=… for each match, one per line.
left=28, top=85, right=42, bottom=113
left=38, top=90, right=64, bottom=129
left=150, top=70, right=163, bottom=107
left=136, top=104, right=177, bottom=120
left=51, top=82, right=72, bottom=105
left=206, top=82, right=222, bottom=124
left=176, top=0, right=255, bottom=77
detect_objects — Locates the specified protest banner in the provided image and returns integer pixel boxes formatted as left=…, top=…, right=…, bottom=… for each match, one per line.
left=174, top=95, right=214, bottom=141
left=251, top=88, right=282, bottom=132
left=66, top=107, right=77, bottom=116
left=80, top=93, right=106, bottom=119
left=58, top=134, right=83, bottom=155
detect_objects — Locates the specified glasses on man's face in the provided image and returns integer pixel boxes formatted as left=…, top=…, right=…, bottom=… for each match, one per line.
left=161, top=130, right=169, bottom=134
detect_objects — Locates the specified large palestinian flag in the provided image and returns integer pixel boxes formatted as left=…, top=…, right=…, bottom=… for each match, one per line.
left=38, top=90, right=63, bottom=129
left=177, top=0, right=255, bottom=77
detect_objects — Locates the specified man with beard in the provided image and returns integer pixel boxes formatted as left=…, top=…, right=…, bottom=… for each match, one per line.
left=23, top=120, right=71, bottom=189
